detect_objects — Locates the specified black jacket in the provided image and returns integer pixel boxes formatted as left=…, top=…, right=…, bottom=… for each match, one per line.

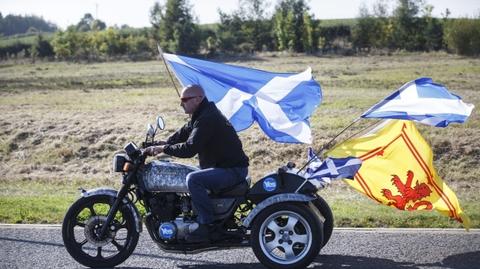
left=163, top=99, right=249, bottom=169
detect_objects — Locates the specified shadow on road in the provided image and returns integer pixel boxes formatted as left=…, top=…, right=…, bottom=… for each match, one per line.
left=0, top=236, right=64, bottom=248
left=0, top=236, right=239, bottom=265
left=174, top=255, right=418, bottom=269
left=313, top=254, right=418, bottom=269
left=417, top=251, right=480, bottom=269
left=175, top=251, right=480, bottom=269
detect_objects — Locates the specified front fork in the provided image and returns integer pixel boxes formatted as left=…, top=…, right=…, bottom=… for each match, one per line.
left=98, top=170, right=137, bottom=238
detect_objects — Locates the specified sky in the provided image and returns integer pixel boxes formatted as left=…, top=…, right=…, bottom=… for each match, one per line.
left=1, top=0, right=479, bottom=29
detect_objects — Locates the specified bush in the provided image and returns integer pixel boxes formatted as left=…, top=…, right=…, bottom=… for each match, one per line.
left=444, top=18, right=480, bottom=56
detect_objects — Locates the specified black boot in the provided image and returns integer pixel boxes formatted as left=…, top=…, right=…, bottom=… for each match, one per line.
left=185, top=224, right=210, bottom=243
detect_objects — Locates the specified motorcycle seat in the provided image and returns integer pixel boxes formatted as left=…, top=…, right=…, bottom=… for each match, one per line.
left=208, top=176, right=251, bottom=197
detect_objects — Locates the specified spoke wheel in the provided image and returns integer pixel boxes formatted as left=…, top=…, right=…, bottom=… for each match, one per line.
left=251, top=203, right=323, bottom=269
left=62, top=195, right=139, bottom=268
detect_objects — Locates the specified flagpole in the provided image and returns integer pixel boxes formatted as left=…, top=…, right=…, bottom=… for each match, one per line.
left=296, top=117, right=361, bottom=174
left=320, top=117, right=362, bottom=151
left=156, top=43, right=181, bottom=97
left=334, top=119, right=383, bottom=146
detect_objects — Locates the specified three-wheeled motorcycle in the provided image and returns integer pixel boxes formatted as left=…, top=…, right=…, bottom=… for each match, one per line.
left=62, top=116, right=333, bottom=269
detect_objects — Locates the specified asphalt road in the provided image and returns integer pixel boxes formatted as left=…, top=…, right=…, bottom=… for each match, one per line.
left=0, top=225, right=479, bottom=269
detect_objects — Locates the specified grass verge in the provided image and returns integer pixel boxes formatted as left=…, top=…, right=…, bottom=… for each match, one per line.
left=0, top=178, right=477, bottom=228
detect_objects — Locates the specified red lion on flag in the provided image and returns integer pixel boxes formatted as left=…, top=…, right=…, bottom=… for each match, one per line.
left=381, top=170, right=433, bottom=211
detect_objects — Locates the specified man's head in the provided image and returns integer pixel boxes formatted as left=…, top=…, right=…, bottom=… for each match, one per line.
left=180, top=84, right=205, bottom=114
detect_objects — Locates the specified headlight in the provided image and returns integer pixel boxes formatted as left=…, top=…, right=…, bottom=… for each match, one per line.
left=112, top=153, right=131, bottom=172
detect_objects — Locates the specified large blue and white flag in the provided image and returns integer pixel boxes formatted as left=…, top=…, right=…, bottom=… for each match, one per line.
left=163, top=53, right=322, bottom=143
left=361, top=77, right=474, bottom=127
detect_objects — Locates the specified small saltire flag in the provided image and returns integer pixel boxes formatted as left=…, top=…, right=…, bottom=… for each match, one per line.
left=361, top=77, right=474, bottom=127
left=327, top=120, right=470, bottom=228
left=163, top=53, right=322, bottom=143
left=305, top=147, right=362, bottom=181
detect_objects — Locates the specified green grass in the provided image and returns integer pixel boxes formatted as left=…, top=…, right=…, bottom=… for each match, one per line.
left=0, top=52, right=479, bottom=227
left=0, top=179, right=91, bottom=223
left=0, top=178, right=476, bottom=228
left=321, top=187, right=479, bottom=228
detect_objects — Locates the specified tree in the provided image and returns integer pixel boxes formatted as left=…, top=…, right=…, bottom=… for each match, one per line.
left=239, top=0, right=272, bottom=51
left=0, top=14, right=57, bottom=36
left=77, top=13, right=95, bottom=32
left=444, top=18, right=480, bottom=56
left=319, top=25, right=351, bottom=52
left=91, top=19, right=106, bottom=31
left=76, top=13, right=106, bottom=32
left=273, top=0, right=314, bottom=52
left=352, top=5, right=376, bottom=50
left=391, top=0, right=425, bottom=50
left=33, top=34, right=54, bottom=58
left=149, top=0, right=200, bottom=54
left=422, top=5, right=443, bottom=51
left=302, top=12, right=315, bottom=53
left=217, top=10, right=245, bottom=52
left=352, top=2, right=390, bottom=51
left=149, top=2, right=164, bottom=48
left=216, top=0, right=273, bottom=53
left=52, top=26, right=80, bottom=60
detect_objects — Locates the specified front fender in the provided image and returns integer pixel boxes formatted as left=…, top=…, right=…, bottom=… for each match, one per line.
left=81, top=187, right=142, bottom=233
left=242, top=193, right=315, bottom=228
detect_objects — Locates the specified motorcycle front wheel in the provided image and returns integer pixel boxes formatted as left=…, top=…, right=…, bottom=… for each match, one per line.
left=62, top=194, right=139, bottom=268
left=251, top=202, right=323, bottom=269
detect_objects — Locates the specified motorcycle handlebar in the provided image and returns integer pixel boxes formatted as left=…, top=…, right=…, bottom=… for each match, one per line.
left=142, top=140, right=166, bottom=148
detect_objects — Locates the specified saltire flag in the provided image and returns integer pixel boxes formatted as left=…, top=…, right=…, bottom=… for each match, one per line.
left=361, top=77, right=474, bottom=127
left=327, top=120, right=471, bottom=229
left=304, top=148, right=362, bottom=189
left=162, top=53, right=322, bottom=143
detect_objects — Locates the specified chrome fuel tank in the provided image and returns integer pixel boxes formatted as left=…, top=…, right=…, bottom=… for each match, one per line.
left=140, top=160, right=198, bottom=193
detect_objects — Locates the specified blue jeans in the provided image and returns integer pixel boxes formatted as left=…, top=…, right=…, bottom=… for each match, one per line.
left=186, top=167, right=248, bottom=224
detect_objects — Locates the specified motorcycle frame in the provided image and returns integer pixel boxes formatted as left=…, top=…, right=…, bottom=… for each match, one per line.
left=95, top=142, right=323, bottom=254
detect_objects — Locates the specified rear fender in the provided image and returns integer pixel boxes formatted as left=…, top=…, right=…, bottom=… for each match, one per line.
left=242, top=193, right=315, bottom=228
left=81, top=187, right=143, bottom=233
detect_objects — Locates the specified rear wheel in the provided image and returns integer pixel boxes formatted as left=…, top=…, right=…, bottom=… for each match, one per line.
left=251, top=203, right=323, bottom=269
left=62, top=195, right=139, bottom=268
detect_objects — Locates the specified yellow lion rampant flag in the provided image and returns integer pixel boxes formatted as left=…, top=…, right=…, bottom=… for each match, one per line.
left=328, top=120, right=470, bottom=228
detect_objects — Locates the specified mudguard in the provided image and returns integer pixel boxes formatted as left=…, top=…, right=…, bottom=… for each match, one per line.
left=242, top=193, right=316, bottom=227
left=247, top=172, right=317, bottom=204
left=81, top=188, right=143, bottom=233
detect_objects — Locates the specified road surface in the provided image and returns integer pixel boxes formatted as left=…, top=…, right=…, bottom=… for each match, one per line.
left=0, top=224, right=478, bottom=269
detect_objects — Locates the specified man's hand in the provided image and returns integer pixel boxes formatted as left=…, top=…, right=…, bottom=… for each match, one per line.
left=144, top=145, right=165, bottom=156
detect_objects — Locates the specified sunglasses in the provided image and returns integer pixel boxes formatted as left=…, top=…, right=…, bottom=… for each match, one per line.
left=180, top=96, right=201, bottom=103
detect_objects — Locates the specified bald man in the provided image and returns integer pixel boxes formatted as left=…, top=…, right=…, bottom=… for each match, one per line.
left=146, top=84, right=249, bottom=243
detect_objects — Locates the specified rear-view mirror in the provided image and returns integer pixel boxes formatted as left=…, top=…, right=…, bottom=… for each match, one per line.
left=157, top=116, right=165, bottom=130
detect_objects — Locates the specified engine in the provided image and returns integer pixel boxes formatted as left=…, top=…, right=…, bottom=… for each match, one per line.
left=147, top=192, right=198, bottom=242
left=139, top=160, right=204, bottom=242
left=158, top=218, right=200, bottom=241
left=148, top=193, right=180, bottom=222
